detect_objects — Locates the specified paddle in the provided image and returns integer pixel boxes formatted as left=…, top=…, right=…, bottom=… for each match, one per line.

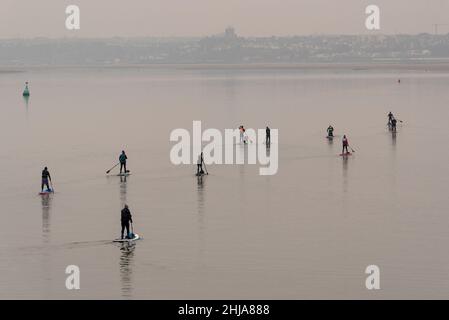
left=350, top=146, right=356, bottom=153
left=203, top=161, right=209, bottom=175
left=106, top=163, right=119, bottom=174
left=50, top=179, right=55, bottom=192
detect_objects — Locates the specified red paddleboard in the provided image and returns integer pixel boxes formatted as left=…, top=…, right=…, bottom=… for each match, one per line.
left=340, top=152, right=352, bottom=156
left=39, top=191, right=54, bottom=195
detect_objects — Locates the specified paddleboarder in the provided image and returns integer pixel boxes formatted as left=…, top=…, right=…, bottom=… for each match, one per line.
left=388, top=112, right=394, bottom=125
left=342, top=135, right=350, bottom=155
left=197, top=152, right=205, bottom=176
left=391, top=118, right=397, bottom=132
left=239, top=125, right=245, bottom=143
left=121, top=204, right=133, bottom=239
left=327, top=125, right=334, bottom=138
left=41, top=167, right=52, bottom=192
left=119, top=150, right=128, bottom=175
left=243, top=130, right=249, bottom=144
left=266, top=126, right=271, bottom=145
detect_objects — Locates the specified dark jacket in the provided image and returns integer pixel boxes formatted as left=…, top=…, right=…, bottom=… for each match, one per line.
left=121, top=208, right=133, bottom=223
left=42, top=169, right=51, bottom=180
left=119, top=153, right=127, bottom=164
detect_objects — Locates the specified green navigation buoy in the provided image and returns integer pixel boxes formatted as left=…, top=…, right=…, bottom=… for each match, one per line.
left=22, top=82, right=30, bottom=97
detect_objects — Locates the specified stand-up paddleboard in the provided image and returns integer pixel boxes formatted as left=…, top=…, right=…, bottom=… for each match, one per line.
left=39, top=189, right=54, bottom=195
left=113, top=233, right=140, bottom=243
left=339, top=152, right=352, bottom=156
left=326, top=136, right=334, bottom=139
left=116, top=171, right=131, bottom=177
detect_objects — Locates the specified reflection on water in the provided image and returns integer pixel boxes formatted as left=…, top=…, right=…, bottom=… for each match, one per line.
left=118, top=242, right=135, bottom=298
left=342, top=155, right=349, bottom=194
left=265, top=143, right=271, bottom=158
left=3, top=67, right=449, bottom=299
left=388, top=130, right=398, bottom=192
left=391, top=131, right=397, bottom=147
left=40, top=193, right=53, bottom=298
left=238, top=143, right=247, bottom=179
left=120, top=176, right=128, bottom=207
left=196, top=174, right=206, bottom=261
left=23, top=95, right=29, bottom=118
left=118, top=173, right=135, bottom=298
left=41, top=194, right=52, bottom=243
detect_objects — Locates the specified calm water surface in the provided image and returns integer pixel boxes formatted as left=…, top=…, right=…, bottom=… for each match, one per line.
left=0, top=65, right=448, bottom=299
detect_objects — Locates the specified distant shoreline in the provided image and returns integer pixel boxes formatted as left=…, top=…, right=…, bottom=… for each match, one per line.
left=3, top=61, right=449, bottom=73
left=0, top=69, right=24, bottom=74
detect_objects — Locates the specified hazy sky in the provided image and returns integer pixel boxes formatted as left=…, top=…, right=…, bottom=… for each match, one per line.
left=1, top=0, right=448, bottom=38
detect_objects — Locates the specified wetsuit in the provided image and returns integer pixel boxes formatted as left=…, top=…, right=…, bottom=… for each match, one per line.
left=197, top=154, right=204, bottom=175
left=121, top=207, right=133, bottom=239
left=391, top=119, right=397, bottom=131
left=239, top=126, right=244, bottom=143
left=242, top=128, right=248, bottom=144
left=41, top=169, right=51, bottom=192
left=342, top=137, right=349, bottom=154
left=119, top=153, right=128, bottom=174
left=327, top=126, right=334, bottom=137
left=266, top=127, right=271, bottom=145
left=388, top=113, right=394, bottom=125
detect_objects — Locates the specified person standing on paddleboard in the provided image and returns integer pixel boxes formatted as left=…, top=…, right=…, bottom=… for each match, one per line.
left=41, top=167, right=52, bottom=192
left=197, top=152, right=205, bottom=175
left=121, top=204, right=133, bottom=239
left=239, top=125, right=245, bottom=143
left=388, top=112, right=394, bottom=126
left=391, top=118, right=397, bottom=132
left=327, top=125, right=334, bottom=138
left=266, top=126, right=271, bottom=145
left=342, top=135, right=350, bottom=155
left=243, top=129, right=249, bottom=144
left=119, top=150, right=128, bottom=175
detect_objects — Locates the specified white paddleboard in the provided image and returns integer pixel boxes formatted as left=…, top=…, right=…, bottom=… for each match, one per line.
left=113, top=233, right=140, bottom=243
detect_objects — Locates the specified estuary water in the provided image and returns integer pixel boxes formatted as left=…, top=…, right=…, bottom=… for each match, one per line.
left=0, top=64, right=449, bottom=299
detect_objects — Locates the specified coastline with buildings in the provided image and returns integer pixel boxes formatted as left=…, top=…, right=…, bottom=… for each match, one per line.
left=1, top=28, right=449, bottom=66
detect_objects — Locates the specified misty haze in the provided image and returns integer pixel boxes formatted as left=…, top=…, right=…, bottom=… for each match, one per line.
left=1, top=0, right=449, bottom=303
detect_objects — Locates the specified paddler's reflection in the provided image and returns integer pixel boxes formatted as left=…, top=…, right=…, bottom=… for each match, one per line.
left=119, top=242, right=135, bottom=298
left=120, top=175, right=127, bottom=207
left=266, top=143, right=271, bottom=157
left=41, top=194, right=52, bottom=243
left=342, top=155, right=349, bottom=194
left=391, top=130, right=397, bottom=147
left=196, top=170, right=206, bottom=263
left=23, top=95, right=30, bottom=117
